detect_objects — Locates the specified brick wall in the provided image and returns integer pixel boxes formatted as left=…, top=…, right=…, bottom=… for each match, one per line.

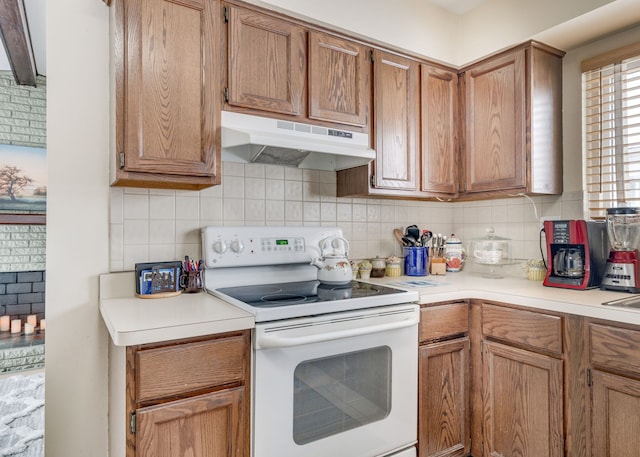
left=0, top=71, right=46, bottom=147
left=0, top=71, right=47, bottom=321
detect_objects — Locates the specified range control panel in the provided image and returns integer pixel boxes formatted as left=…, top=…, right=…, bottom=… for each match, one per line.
left=202, top=226, right=343, bottom=268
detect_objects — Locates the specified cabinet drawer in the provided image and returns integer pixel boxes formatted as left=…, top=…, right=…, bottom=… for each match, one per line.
left=590, top=323, right=640, bottom=377
left=136, top=334, right=247, bottom=403
left=420, top=303, right=469, bottom=342
left=482, top=304, right=562, bottom=355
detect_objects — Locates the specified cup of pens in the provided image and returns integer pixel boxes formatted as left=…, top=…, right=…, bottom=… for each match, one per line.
left=180, top=256, right=203, bottom=293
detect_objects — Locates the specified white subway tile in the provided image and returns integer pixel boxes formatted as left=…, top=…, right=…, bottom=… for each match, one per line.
left=200, top=197, right=223, bottom=221
left=123, top=193, right=149, bottom=220
left=266, top=179, right=285, bottom=200
left=245, top=177, right=266, bottom=199
left=123, top=219, right=149, bottom=245
left=150, top=219, right=175, bottom=244
left=175, top=195, right=199, bottom=220
left=285, top=201, right=303, bottom=221
left=245, top=199, right=266, bottom=221
left=223, top=161, right=245, bottom=177
left=285, top=181, right=303, bottom=201
left=303, top=202, right=321, bottom=221
left=150, top=195, right=175, bottom=220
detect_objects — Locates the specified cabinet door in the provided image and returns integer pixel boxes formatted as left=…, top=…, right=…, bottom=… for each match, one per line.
left=227, top=6, right=306, bottom=116
left=482, top=341, right=563, bottom=457
left=421, top=64, right=458, bottom=195
left=419, top=338, right=470, bottom=457
left=372, top=50, right=419, bottom=191
left=592, top=370, right=640, bottom=457
left=308, top=31, right=370, bottom=127
left=463, top=49, right=526, bottom=193
left=118, top=0, right=219, bottom=186
left=136, top=387, right=245, bottom=457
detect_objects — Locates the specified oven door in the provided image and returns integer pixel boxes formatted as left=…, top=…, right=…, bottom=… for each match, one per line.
left=253, top=303, right=419, bottom=457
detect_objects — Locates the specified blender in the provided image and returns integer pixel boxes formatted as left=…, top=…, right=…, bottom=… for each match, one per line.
left=601, top=207, right=640, bottom=293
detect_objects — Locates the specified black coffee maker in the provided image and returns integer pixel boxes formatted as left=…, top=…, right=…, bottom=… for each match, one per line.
left=543, top=220, right=608, bottom=289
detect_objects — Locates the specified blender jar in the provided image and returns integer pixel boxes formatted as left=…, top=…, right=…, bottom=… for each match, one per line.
left=607, top=207, right=640, bottom=251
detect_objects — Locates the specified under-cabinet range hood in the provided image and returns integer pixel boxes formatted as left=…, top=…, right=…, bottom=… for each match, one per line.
left=221, top=111, right=375, bottom=171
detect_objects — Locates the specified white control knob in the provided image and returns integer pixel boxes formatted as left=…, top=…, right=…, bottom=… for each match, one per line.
left=212, top=239, right=227, bottom=254
left=230, top=239, right=244, bottom=253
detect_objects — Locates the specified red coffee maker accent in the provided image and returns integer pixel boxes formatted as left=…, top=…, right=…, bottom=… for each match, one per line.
left=543, top=220, right=608, bottom=290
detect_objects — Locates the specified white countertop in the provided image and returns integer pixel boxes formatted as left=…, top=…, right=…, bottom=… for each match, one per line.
left=367, top=269, right=640, bottom=325
left=100, top=268, right=640, bottom=347
left=99, top=272, right=254, bottom=346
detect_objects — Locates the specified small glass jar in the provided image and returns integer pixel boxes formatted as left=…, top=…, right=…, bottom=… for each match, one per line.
left=385, top=256, right=402, bottom=277
left=371, top=257, right=386, bottom=277
left=358, top=260, right=372, bottom=279
left=527, top=259, right=546, bottom=281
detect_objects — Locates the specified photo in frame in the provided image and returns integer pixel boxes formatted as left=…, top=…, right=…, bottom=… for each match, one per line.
left=0, top=145, right=46, bottom=224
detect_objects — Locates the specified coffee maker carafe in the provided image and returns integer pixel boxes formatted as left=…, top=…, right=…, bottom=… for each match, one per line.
left=601, top=207, right=640, bottom=293
left=543, top=220, right=608, bottom=289
left=553, top=247, right=584, bottom=278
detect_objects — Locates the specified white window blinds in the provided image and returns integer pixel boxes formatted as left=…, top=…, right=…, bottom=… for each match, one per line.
left=583, top=46, right=640, bottom=219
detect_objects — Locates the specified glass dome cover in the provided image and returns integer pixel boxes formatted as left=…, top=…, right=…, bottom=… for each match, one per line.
left=470, top=227, right=511, bottom=265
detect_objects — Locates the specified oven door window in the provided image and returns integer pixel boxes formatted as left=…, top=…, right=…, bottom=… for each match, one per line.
left=292, top=345, right=391, bottom=445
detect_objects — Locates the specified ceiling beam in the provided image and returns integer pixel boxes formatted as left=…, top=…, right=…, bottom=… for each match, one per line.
left=0, top=0, right=36, bottom=86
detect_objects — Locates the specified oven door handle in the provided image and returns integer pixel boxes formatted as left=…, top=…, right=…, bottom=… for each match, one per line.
left=256, top=313, right=419, bottom=349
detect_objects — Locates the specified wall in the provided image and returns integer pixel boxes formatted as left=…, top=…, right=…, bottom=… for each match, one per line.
left=46, top=1, right=638, bottom=456
left=0, top=71, right=46, bottom=147
left=45, top=0, right=110, bottom=456
left=0, top=72, right=47, bottom=318
left=111, top=167, right=583, bottom=270
left=560, top=22, right=640, bottom=202
left=250, top=0, right=621, bottom=66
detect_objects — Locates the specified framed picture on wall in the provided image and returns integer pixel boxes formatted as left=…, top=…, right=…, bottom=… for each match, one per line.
left=0, top=145, right=46, bottom=224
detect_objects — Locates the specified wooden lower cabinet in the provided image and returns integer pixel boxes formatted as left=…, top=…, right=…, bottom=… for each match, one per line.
left=481, top=341, right=564, bottom=457
left=591, top=370, right=640, bottom=457
left=126, top=331, right=250, bottom=457
left=419, top=338, right=470, bottom=457
left=136, top=387, right=245, bottom=457
left=588, top=321, right=640, bottom=457
left=418, top=302, right=470, bottom=457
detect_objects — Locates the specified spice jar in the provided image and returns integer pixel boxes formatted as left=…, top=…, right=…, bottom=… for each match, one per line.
left=358, top=260, right=372, bottom=279
left=371, top=257, right=386, bottom=277
left=385, top=256, right=402, bottom=277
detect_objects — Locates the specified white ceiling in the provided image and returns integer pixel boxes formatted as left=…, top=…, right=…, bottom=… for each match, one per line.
left=0, top=0, right=46, bottom=77
left=428, top=0, right=488, bottom=15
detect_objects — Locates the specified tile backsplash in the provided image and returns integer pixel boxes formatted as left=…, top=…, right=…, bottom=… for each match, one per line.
left=109, top=162, right=583, bottom=271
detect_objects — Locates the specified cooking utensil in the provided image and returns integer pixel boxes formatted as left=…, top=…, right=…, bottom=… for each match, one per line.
left=405, top=225, right=421, bottom=241
left=420, top=230, right=433, bottom=247
left=402, top=235, right=417, bottom=247
left=393, top=228, right=406, bottom=247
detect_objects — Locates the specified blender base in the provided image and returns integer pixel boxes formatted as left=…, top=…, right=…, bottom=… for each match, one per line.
left=600, top=251, right=640, bottom=293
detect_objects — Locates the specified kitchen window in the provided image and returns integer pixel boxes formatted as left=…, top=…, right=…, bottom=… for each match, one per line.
left=583, top=42, right=640, bottom=219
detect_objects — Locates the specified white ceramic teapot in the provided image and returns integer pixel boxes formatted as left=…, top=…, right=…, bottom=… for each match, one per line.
left=310, top=236, right=352, bottom=285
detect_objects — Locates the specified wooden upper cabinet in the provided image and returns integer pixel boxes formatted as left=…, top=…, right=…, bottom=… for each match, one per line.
left=461, top=42, right=563, bottom=197
left=114, top=0, right=220, bottom=190
left=462, top=49, right=526, bottom=194
left=372, top=50, right=420, bottom=191
left=226, top=5, right=306, bottom=117
left=308, top=31, right=370, bottom=127
left=421, top=64, right=458, bottom=195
